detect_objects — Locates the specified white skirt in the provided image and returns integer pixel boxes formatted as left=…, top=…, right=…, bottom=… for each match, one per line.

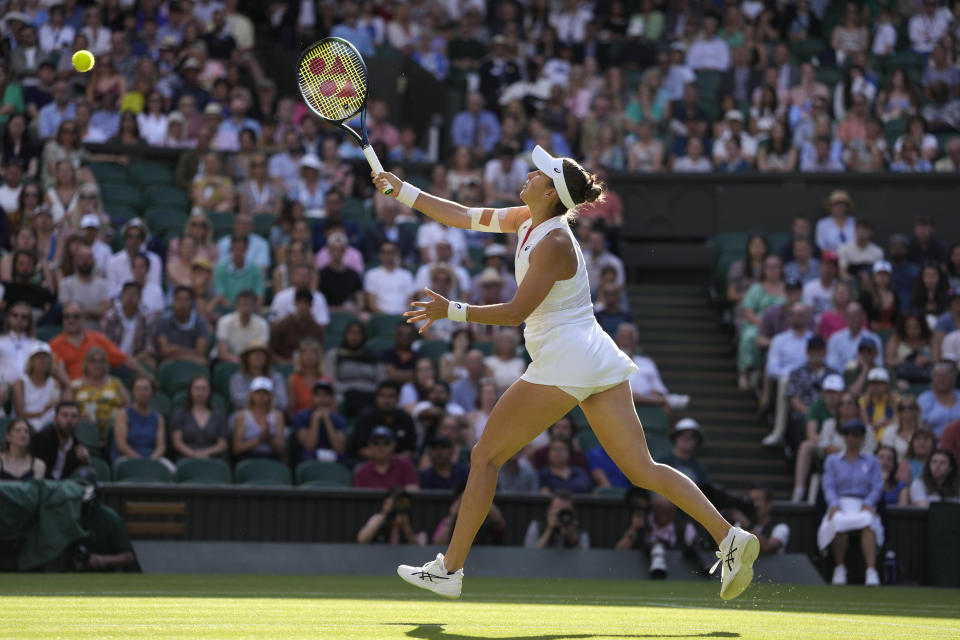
left=521, top=318, right=638, bottom=389
left=816, top=496, right=885, bottom=551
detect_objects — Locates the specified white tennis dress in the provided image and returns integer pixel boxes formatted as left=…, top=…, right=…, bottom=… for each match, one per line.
left=514, top=214, right=637, bottom=401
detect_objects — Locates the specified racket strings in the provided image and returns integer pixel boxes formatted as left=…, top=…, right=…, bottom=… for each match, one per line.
left=298, top=41, right=368, bottom=122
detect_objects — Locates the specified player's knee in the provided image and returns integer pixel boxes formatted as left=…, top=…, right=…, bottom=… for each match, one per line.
left=469, top=443, right=503, bottom=471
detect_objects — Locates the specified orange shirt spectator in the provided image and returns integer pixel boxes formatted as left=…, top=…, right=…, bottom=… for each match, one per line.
left=50, top=329, right=127, bottom=380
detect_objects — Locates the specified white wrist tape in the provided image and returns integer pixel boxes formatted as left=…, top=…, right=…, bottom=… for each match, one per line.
left=467, top=207, right=502, bottom=233
left=447, top=301, right=468, bottom=322
left=397, top=182, right=421, bottom=208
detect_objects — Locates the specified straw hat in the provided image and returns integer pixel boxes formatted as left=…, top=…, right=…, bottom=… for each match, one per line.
left=824, top=190, right=854, bottom=210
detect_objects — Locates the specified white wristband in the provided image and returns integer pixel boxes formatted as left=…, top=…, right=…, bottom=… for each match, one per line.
left=447, top=300, right=468, bottom=322
left=397, top=182, right=421, bottom=208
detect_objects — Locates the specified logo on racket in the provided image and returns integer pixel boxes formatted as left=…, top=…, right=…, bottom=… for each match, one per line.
left=308, top=55, right=359, bottom=99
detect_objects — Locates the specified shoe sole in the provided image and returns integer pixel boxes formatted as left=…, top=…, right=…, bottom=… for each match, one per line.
left=396, top=566, right=461, bottom=599
left=720, top=534, right=760, bottom=601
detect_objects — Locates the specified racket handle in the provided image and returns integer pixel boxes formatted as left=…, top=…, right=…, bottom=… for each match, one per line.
left=362, top=145, right=393, bottom=195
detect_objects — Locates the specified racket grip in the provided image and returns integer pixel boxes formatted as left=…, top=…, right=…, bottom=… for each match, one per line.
left=362, top=145, right=393, bottom=195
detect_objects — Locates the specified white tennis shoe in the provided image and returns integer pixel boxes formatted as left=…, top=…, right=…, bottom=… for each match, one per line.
left=397, top=553, right=463, bottom=599
left=710, top=526, right=760, bottom=600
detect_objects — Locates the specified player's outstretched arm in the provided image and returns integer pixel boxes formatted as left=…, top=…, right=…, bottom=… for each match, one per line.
left=372, top=171, right=528, bottom=233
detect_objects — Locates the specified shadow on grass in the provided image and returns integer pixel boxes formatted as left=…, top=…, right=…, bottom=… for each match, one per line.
left=385, top=623, right=740, bottom=640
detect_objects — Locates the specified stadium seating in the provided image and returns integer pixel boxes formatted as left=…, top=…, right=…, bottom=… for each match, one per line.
left=72, top=457, right=112, bottom=483
left=144, top=185, right=190, bottom=209
left=175, top=458, right=233, bottom=485
left=417, top=339, right=450, bottom=363
left=157, top=360, right=209, bottom=397
left=113, top=458, right=173, bottom=483
left=75, top=421, right=103, bottom=458
left=88, top=162, right=128, bottom=185
left=35, top=325, right=63, bottom=342
left=366, top=313, right=405, bottom=337
left=635, top=407, right=670, bottom=436
left=295, top=460, right=352, bottom=487
left=212, top=361, right=239, bottom=400
left=234, top=459, right=293, bottom=486
left=100, top=183, right=143, bottom=211
left=129, top=161, right=174, bottom=186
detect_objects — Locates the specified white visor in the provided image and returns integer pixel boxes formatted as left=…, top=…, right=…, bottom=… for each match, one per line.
left=531, top=145, right=576, bottom=210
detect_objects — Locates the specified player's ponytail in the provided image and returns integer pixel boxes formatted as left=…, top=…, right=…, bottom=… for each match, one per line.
left=553, top=159, right=606, bottom=219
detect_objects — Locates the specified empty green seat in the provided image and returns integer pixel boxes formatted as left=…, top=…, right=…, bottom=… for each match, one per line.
left=295, top=460, right=351, bottom=487
left=474, top=341, right=494, bottom=357
left=157, top=359, right=209, bottom=396
left=417, top=339, right=449, bottom=363
left=366, top=313, right=405, bottom=338
left=234, top=459, right=292, bottom=486
left=75, top=421, right=102, bottom=456
left=150, top=392, right=172, bottom=421
left=252, top=214, right=275, bottom=237
left=568, top=406, right=590, bottom=431
left=113, top=458, right=173, bottom=483
left=88, top=162, right=129, bottom=184
left=576, top=429, right=600, bottom=453
left=129, top=161, right=174, bottom=186
left=72, top=457, right=112, bottom=482
left=0, top=416, right=10, bottom=442
left=791, top=37, right=826, bottom=62
left=35, top=324, right=62, bottom=341
left=100, top=183, right=142, bottom=210
left=365, top=335, right=395, bottom=356
left=328, top=311, right=357, bottom=336
left=647, top=433, right=672, bottom=461
left=595, top=486, right=627, bottom=497
left=105, top=204, right=138, bottom=223
left=171, top=389, right=229, bottom=415
left=206, top=212, right=234, bottom=238
left=636, top=406, right=670, bottom=436
left=144, top=185, right=190, bottom=209
left=212, top=361, right=239, bottom=400
left=175, top=458, right=232, bottom=484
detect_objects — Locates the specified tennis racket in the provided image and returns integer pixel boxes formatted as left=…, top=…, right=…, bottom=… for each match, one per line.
left=296, top=37, right=393, bottom=195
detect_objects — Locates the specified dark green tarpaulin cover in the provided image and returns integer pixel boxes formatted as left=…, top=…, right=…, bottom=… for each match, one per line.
left=0, top=479, right=88, bottom=570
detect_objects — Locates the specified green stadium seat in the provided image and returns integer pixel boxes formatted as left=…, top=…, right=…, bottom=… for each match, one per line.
left=252, top=214, right=275, bottom=238
left=594, top=486, right=627, bottom=497
left=175, top=458, right=232, bottom=484
left=815, top=66, right=844, bottom=91
left=104, top=204, right=139, bottom=224
left=576, top=429, right=600, bottom=452
left=767, top=232, right=792, bottom=254
left=206, top=212, right=235, bottom=239
left=157, top=359, right=209, bottom=397
left=145, top=209, right=189, bottom=239
left=35, top=324, right=62, bottom=342
left=295, top=460, right=352, bottom=487
left=234, top=458, right=292, bottom=486
left=129, top=161, right=174, bottom=186
left=88, top=162, right=128, bottom=184
left=113, top=458, right=173, bottom=483
left=275, top=363, right=294, bottom=379
left=150, top=392, right=172, bottom=422
left=467, top=246, right=485, bottom=275
left=75, top=421, right=102, bottom=457
left=0, top=416, right=12, bottom=443
left=635, top=406, right=670, bottom=436
left=790, top=37, right=826, bottom=63
left=884, top=117, right=909, bottom=148
left=365, top=335, right=395, bottom=356
left=711, top=232, right=749, bottom=261
left=568, top=406, right=590, bottom=431
left=647, top=433, right=672, bottom=461
left=417, top=339, right=449, bottom=363
left=100, top=183, right=143, bottom=210
left=366, top=313, right=405, bottom=338
left=72, top=457, right=112, bottom=482
left=474, top=341, right=494, bottom=357
left=328, top=311, right=358, bottom=337
left=325, top=332, right=344, bottom=349
left=212, top=361, right=239, bottom=399
left=144, top=185, right=190, bottom=209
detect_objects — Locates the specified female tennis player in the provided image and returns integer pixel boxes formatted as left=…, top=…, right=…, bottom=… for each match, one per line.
left=372, top=146, right=758, bottom=601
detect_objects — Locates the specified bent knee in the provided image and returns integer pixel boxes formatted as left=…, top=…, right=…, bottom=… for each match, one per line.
left=469, top=443, right=506, bottom=471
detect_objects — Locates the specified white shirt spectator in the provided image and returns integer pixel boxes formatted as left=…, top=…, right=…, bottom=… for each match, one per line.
left=584, top=250, right=626, bottom=293
left=802, top=278, right=836, bottom=319
left=686, top=37, right=730, bottom=71
left=766, top=330, right=813, bottom=378
left=444, top=0, right=485, bottom=21
left=663, top=64, right=696, bottom=101
left=910, top=476, right=960, bottom=504
left=627, top=354, right=668, bottom=397
left=194, top=0, right=226, bottom=25
left=82, top=26, right=112, bottom=57
left=269, top=287, right=330, bottom=325
left=137, top=113, right=168, bottom=146
left=138, top=282, right=166, bottom=318
left=0, top=332, right=43, bottom=386
left=909, top=9, right=951, bottom=53
left=38, top=23, right=75, bottom=53
left=386, top=21, right=420, bottom=51
left=106, top=250, right=163, bottom=297
left=0, top=182, right=22, bottom=215
left=91, top=240, right=112, bottom=277
left=672, top=156, right=713, bottom=172
left=416, top=222, right=467, bottom=266
left=483, top=355, right=526, bottom=390
left=363, top=266, right=417, bottom=315
left=550, top=3, right=593, bottom=43
left=871, top=21, right=897, bottom=56
left=414, top=263, right=471, bottom=296
left=712, top=130, right=758, bottom=162
left=761, top=522, right=791, bottom=554
left=837, top=241, right=884, bottom=274
left=941, top=329, right=960, bottom=362
left=216, top=311, right=269, bottom=358
left=483, top=156, right=529, bottom=202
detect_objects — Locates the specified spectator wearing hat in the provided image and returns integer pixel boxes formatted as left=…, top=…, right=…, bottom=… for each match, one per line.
left=292, top=380, right=346, bottom=462
left=78, top=214, right=111, bottom=277
left=818, top=419, right=884, bottom=586
left=354, top=426, right=420, bottom=491
left=290, top=154, right=329, bottom=218
left=712, top=110, right=757, bottom=166
left=419, top=435, right=470, bottom=490
left=163, top=111, right=193, bottom=149
left=231, top=376, right=286, bottom=462
left=762, top=302, right=814, bottom=446
left=784, top=236, right=820, bottom=286
left=837, top=219, right=884, bottom=281
left=214, top=235, right=264, bottom=310
left=918, top=361, right=960, bottom=438
left=317, top=232, right=364, bottom=311
left=230, top=342, right=288, bottom=414
left=887, top=234, right=921, bottom=311
left=826, top=302, right=882, bottom=373
left=215, top=289, right=269, bottom=364
left=471, top=267, right=508, bottom=307
left=154, top=286, right=210, bottom=367
left=793, top=372, right=845, bottom=502
left=660, top=419, right=710, bottom=486
left=860, top=368, right=898, bottom=434
left=269, top=263, right=329, bottom=326
left=859, top=261, right=900, bottom=332
left=802, top=250, right=838, bottom=320
left=12, top=343, right=62, bottom=432
left=450, top=92, right=501, bottom=155
left=364, top=241, right=416, bottom=314
left=58, top=244, right=111, bottom=331
left=106, top=218, right=162, bottom=297
left=468, top=244, right=517, bottom=304
left=815, top=191, right=856, bottom=253
left=933, top=288, right=960, bottom=360
left=237, top=153, right=284, bottom=217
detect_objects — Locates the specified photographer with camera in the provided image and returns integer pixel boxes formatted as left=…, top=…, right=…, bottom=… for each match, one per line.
left=523, top=490, right=590, bottom=549
left=68, top=469, right=137, bottom=571
left=615, top=488, right=697, bottom=579
left=356, top=488, right=428, bottom=546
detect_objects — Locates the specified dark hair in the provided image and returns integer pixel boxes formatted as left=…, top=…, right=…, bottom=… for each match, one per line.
left=231, top=234, right=249, bottom=247
left=550, top=159, right=605, bottom=218
left=121, top=281, right=142, bottom=294
left=948, top=241, right=960, bottom=278
left=173, top=285, right=194, bottom=299
left=12, top=249, right=37, bottom=268
left=855, top=217, right=873, bottom=230
left=877, top=445, right=900, bottom=488
left=236, top=289, right=257, bottom=302
left=55, top=401, right=79, bottom=416
left=908, top=262, right=949, bottom=313
left=2, top=301, right=35, bottom=337
left=131, top=252, right=150, bottom=268
left=340, top=320, right=367, bottom=350
left=1, top=418, right=31, bottom=452
left=184, top=375, right=213, bottom=411
left=895, top=312, right=932, bottom=342
left=377, top=380, right=400, bottom=395
left=750, top=484, right=774, bottom=502
left=132, top=375, right=156, bottom=394
left=743, top=233, right=770, bottom=280
left=922, top=449, right=959, bottom=500
left=551, top=488, right=575, bottom=502
left=294, top=287, right=313, bottom=304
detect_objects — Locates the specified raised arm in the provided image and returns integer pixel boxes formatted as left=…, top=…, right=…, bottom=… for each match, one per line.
left=372, top=171, right=529, bottom=233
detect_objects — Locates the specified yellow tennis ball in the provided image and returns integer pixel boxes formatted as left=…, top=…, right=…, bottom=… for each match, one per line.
left=72, top=49, right=95, bottom=73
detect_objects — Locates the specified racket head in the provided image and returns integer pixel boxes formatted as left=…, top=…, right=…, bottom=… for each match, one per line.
left=296, top=37, right=369, bottom=126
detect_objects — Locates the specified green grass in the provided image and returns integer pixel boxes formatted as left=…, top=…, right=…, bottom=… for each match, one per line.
left=3, top=575, right=959, bottom=639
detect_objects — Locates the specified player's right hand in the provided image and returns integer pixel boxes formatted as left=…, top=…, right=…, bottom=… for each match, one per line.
left=371, top=171, right=401, bottom=197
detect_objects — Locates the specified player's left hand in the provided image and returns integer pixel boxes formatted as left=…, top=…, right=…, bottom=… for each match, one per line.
left=404, top=288, right=449, bottom=334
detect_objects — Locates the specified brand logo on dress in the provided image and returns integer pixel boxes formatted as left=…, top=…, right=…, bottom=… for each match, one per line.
left=455, top=303, right=462, bottom=309
left=524, top=246, right=531, bottom=251
left=553, top=167, right=561, bottom=174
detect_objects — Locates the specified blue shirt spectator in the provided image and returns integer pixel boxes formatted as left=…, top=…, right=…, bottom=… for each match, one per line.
left=330, top=24, right=375, bottom=59
left=826, top=327, right=882, bottom=372
left=538, top=464, right=593, bottom=494
left=419, top=437, right=469, bottom=490
left=918, top=388, right=960, bottom=438
left=450, top=93, right=501, bottom=153
left=766, top=328, right=814, bottom=378
left=292, top=407, right=347, bottom=461
left=822, top=450, right=883, bottom=508
left=586, top=446, right=630, bottom=489
left=37, top=97, right=75, bottom=140
left=784, top=257, right=820, bottom=285
left=216, top=232, right=270, bottom=271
